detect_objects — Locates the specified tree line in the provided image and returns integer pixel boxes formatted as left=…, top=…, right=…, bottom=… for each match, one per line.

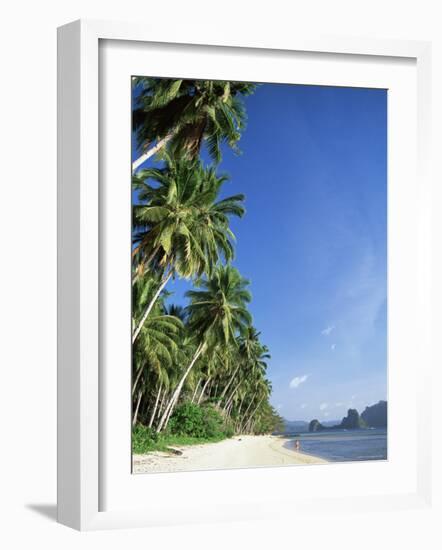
left=131, top=78, right=283, bottom=442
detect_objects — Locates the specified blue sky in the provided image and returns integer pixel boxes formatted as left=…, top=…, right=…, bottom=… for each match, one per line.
left=133, top=82, right=387, bottom=422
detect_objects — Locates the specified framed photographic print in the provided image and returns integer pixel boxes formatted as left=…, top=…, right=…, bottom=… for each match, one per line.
left=57, top=19, right=433, bottom=530
left=130, top=77, right=388, bottom=474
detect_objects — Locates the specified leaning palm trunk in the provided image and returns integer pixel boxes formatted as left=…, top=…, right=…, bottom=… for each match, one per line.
left=156, top=342, right=206, bottom=432
left=157, top=388, right=167, bottom=420
left=244, top=398, right=264, bottom=432
left=163, top=395, right=178, bottom=431
left=132, top=390, right=143, bottom=426
left=162, top=387, right=184, bottom=432
left=197, top=377, right=211, bottom=404
left=216, top=364, right=241, bottom=406
left=235, top=398, right=244, bottom=434
left=225, top=401, right=233, bottom=418
left=148, top=383, right=162, bottom=428
left=238, top=392, right=257, bottom=433
left=237, top=394, right=245, bottom=416
left=212, top=382, right=219, bottom=400
left=223, top=381, right=241, bottom=412
left=132, top=365, right=144, bottom=396
left=191, top=379, right=201, bottom=403
left=132, top=270, right=173, bottom=343
left=132, top=134, right=173, bottom=172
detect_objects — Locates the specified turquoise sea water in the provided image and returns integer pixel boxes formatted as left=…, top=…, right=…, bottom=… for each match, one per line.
left=284, top=428, right=387, bottom=462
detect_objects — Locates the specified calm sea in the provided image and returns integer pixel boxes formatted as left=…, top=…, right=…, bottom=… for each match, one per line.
left=285, top=428, right=387, bottom=462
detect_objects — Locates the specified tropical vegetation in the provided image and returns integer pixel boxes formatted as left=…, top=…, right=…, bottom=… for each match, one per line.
left=131, top=77, right=283, bottom=453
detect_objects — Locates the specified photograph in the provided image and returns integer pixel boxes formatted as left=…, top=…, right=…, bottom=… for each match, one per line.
left=130, top=77, right=388, bottom=474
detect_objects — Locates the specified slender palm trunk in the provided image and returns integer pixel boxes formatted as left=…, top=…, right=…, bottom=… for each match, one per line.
left=132, top=366, right=144, bottom=396
left=197, top=377, right=211, bottom=404
left=132, top=270, right=173, bottom=343
left=216, top=364, right=240, bottom=406
left=238, top=392, right=257, bottom=433
left=213, top=382, right=219, bottom=399
left=242, top=392, right=257, bottom=418
left=163, top=387, right=184, bottom=432
left=235, top=398, right=244, bottom=434
left=163, top=396, right=177, bottom=431
left=237, top=394, right=245, bottom=415
left=223, top=381, right=241, bottom=412
left=191, top=379, right=201, bottom=403
left=157, top=388, right=167, bottom=420
left=244, top=397, right=264, bottom=432
left=132, top=390, right=143, bottom=426
left=148, top=383, right=162, bottom=428
left=132, top=134, right=173, bottom=172
left=157, top=342, right=205, bottom=432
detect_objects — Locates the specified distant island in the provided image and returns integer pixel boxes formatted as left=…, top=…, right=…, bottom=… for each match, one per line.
left=360, top=400, right=388, bottom=427
left=282, top=419, right=339, bottom=434
left=308, top=400, right=387, bottom=432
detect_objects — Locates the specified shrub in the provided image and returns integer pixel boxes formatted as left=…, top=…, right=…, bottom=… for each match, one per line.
left=132, top=424, right=158, bottom=453
left=201, top=404, right=225, bottom=438
left=168, top=402, right=205, bottom=437
left=223, top=420, right=235, bottom=438
left=168, top=402, right=228, bottom=439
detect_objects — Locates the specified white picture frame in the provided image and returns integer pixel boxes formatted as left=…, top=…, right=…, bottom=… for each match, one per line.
left=57, top=19, right=433, bottom=531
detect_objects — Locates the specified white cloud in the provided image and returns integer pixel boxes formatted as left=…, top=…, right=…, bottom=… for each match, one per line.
left=319, top=402, right=328, bottom=411
left=323, top=411, right=330, bottom=417
left=331, top=343, right=336, bottom=351
left=334, top=402, right=343, bottom=407
left=351, top=394, right=357, bottom=400
left=321, top=325, right=335, bottom=336
left=300, top=403, right=307, bottom=409
left=289, top=374, right=309, bottom=389
left=277, top=404, right=283, bottom=410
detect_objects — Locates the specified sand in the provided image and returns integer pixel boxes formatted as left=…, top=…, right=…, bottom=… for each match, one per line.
left=133, top=434, right=328, bottom=474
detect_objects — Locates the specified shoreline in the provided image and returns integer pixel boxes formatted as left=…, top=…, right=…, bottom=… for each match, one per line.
left=133, top=434, right=328, bottom=474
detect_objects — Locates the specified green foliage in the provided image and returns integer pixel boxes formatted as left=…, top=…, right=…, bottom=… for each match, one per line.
left=132, top=407, right=231, bottom=455
left=251, top=403, right=284, bottom=435
left=167, top=402, right=206, bottom=437
left=132, top=155, right=245, bottom=280
left=131, top=79, right=279, bottom=442
left=222, top=418, right=235, bottom=438
left=201, top=405, right=228, bottom=438
left=132, top=425, right=159, bottom=454
left=133, top=78, right=257, bottom=163
left=186, top=265, right=252, bottom=348
left=168, top=402, right=229, bottom=440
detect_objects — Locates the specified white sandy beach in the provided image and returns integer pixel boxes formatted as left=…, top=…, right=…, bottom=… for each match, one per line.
left=133, top=435, right=327, bottom=474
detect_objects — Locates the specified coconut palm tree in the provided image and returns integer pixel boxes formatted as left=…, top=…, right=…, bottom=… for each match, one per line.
left=216, top=327, right=266, bottom=406
left=156, top=265, right=252, bottom=432
left=131, top=156, right=245, bottom=342
left=132, top=78, right=257, bottom=171
left=241, top=379, right=272, bottom=433
left=131, top=274, right=184, bottom=424
left=195, top=346, right=226, bottom=404
left=131, top=312, right=181, bottom=426
left=220, top=331, right=270, bottom=430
